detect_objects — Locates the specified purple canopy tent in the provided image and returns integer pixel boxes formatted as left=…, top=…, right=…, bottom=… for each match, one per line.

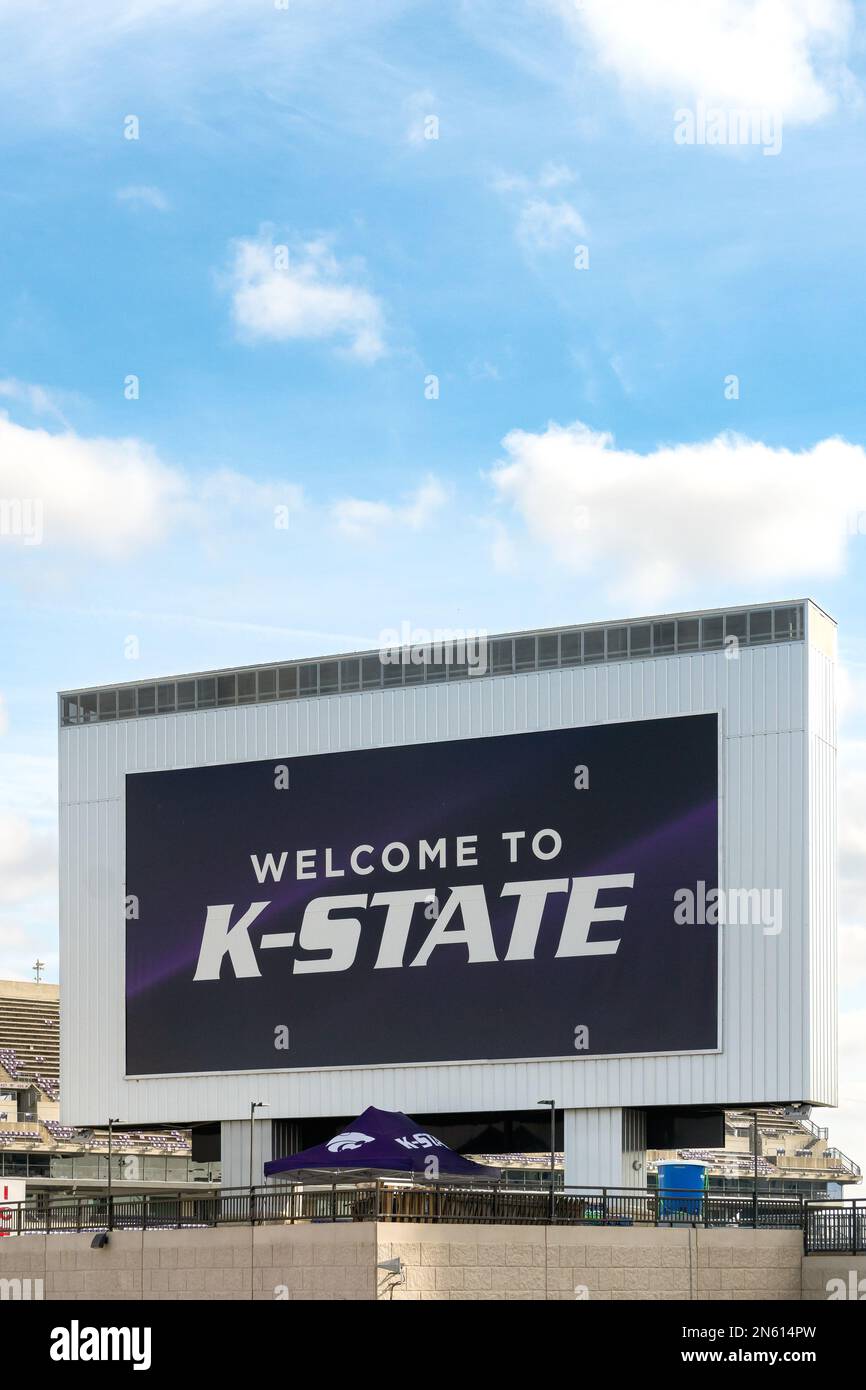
left=263, top=1106, right=501, bottom=1183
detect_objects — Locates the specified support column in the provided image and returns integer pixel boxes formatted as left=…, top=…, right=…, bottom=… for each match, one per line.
left=563, top=1107, right=646, bottom=1189
left=220, top=1118, right=273, bottom=1189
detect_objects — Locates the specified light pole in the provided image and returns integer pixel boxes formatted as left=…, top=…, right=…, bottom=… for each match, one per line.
left=249, top=1101, right=268, bottom=1190
left=107, top=1117, right=120, bottom=1230
left=537, top=1100, right=556, bottom=1222
left=752, top=1110, right=759, bottom=1228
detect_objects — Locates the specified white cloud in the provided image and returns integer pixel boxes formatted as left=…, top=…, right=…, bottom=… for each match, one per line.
left=490, top=420, right=866, bottom=605
left=839, top=1014, right=866, bottom=1076
left=829, top=1078, right=866, bottom=1189
left=0, top=411, right=189, bottom=558
left=536, top=161, right=577, bottom=190
left=516, top=198, right=585, bottom=252
left=841, top=925, right=866, bottom=991
left=0, top=694, right=7, bottom=737
left=837, top=663, right=866, bottom=728
left=608, top=354, right=633, bottom=396
left=5, top=0, right=228, bottom=28
left=494, top=164, right=586, bottom=256
left=840, top=738, right=866, bottom=927
left=226, top=233, right=386, bottom=363
left=0, top=753, right=56, bottom=826
left=0, top=378, right=69, bottom=425
left=0, top=918, right=58, bottom=983
left=117, top=184, right=170, bottom=212
left=552, top=0, right=856, bottom=124
left=0, top=813, right=56, bottom=905
left=0, top=1, right=414, bottom=140
left=332, top=476, right=447, bottom=539
left=0, top=410, right=308, bottom=557
left=0, top=412, right=186, bottom=556
left=830, top=1104, right=866, bottom=1188
left=481, top=517, right=519, bottom=574
left=468, top=359, right=500, bottom=382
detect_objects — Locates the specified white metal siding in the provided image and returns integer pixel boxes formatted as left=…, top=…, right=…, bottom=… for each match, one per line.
left=59, top=633, right=835, bottom=1126
left=562, top=1107, right=647, bottom=1188
left=806, top=630, right=838, bottom=1108
left=221, top=1119, right=273, bottom=1190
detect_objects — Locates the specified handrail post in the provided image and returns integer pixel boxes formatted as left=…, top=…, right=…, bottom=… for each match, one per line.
left=602, top=1187, right=608, bottom=1224
left=802, top=1200, right=809, bottom=1255
left=799, top=1194, right=805, bottom=1247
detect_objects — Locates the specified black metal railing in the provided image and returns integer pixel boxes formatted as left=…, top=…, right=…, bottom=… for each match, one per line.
left=0, top=1182, right=834, bottom=1238
left=804, top=1199, right=866, bottom=1254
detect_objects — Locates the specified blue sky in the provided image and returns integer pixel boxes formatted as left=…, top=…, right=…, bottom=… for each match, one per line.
left=1, top=0, right=865, bottom=1166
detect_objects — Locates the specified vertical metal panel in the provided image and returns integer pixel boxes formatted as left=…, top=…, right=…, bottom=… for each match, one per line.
left=806, top=609, right=838, bottom=1108
left=58, top=640, right=834, bottom=1126
left=563, top=1107, right=627, bottom=1187
left=220, top=1118, right=273, bottom=1189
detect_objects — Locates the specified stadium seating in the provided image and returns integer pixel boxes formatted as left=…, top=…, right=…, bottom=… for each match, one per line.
left=0, top=983, right=192, bottom=1160
left=0, top=992, right=60, bottom=1078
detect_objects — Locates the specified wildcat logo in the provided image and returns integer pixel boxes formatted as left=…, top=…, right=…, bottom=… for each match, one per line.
left=326, top=1132, right=375, bottom=1152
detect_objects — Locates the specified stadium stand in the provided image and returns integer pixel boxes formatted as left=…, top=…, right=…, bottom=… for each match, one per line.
left=470, top=1108, right=860, bottom=1196
left=646, top=1106, right=860, bottom=1195
left=0, top=979, right=197, bottom=1184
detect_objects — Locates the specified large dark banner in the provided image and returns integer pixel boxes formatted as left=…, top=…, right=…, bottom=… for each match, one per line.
left=125, top=714, right=719, bottom=1075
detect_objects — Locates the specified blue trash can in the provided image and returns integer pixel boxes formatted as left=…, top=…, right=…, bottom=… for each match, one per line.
left=658, top=1161, right=706, bottom=1218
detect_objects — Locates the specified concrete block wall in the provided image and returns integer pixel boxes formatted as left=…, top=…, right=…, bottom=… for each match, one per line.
left=0, top=1225, right=377, bottom=1301
left=800, top=1255, right=866, bottom=1301
left=377, top=1225, right=804, bottom=1301
left=0, top=1221, right=859, bottom=1301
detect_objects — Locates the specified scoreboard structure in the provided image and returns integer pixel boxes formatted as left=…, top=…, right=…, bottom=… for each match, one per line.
left=58, top=600, right=837, bottom=1188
